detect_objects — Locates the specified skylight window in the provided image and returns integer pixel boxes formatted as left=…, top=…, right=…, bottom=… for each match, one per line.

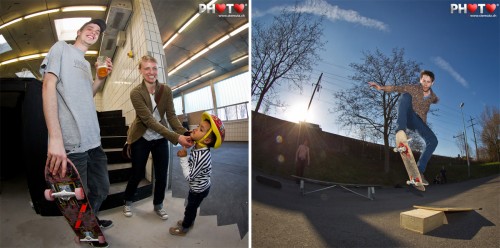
left=54, top=17, right=91, bottom=41
left=0, top=35, right=13, bottom=54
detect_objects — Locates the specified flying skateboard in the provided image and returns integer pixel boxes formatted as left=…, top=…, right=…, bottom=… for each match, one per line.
left=394, top=131, right=425, bottom=191
left=44, top=159, right=107, bottom=246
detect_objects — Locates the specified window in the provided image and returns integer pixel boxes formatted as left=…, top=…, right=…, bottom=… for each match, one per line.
left=54, top=18, right=91, bottom=41
left=216, top=102, right=248, bottom=121
left=173, top=96, right=183, bottom=115
left=184, top=86, right=213, bottom=113
left=0, top=35, right=12, bottom=55
left=214, top=71, right=249, bottom=107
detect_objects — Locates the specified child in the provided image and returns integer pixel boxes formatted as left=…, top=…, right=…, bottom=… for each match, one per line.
left=169, top=112, right=225, bottom=236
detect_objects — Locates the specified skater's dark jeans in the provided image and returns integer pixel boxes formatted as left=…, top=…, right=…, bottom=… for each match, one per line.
left=396, top=93, right=438, bottom=173
left=68, top=146, right=110, bottom=216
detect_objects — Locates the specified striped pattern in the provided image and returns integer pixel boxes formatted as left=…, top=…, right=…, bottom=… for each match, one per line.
left=186, top=148, right=212, bottom=193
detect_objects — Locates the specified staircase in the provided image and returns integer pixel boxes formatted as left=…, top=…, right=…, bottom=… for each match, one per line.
left=97, top=110, right=152, bottom=210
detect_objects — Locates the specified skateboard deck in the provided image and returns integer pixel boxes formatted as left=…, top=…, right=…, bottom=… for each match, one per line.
left=414, top=205, right=482, bottom=212
left=394, top=131, right=425, bottom=191
left=44, top=160, right=106, bottom=245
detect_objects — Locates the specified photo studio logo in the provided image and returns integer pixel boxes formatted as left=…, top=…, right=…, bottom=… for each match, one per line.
left=199, top=3, right=247, bottom=17
left=450, top=3, right=498, bottom=17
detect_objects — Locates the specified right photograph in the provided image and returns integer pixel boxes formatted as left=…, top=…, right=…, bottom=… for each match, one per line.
left=251, top=0, right=500, bottom=247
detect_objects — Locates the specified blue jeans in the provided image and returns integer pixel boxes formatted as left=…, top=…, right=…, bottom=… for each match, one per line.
left=124, top=137, right=169, bottom=207
left=396, top=93, right=438, bottom=173
left=182, top=187, right=210, bottom=229
left=68, top=146, right=110, bottom=216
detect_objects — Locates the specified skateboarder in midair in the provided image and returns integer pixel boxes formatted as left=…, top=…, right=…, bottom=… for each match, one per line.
left=368, top=70, right=439, bottom=185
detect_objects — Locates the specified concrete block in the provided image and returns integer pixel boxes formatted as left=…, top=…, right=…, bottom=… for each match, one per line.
left=400, top=209, right=446, bottom=234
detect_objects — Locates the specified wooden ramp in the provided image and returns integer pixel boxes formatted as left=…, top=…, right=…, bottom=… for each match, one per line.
left=400, top=205, right=482, bottom=234
left=291, top=175, right=382, bottom=200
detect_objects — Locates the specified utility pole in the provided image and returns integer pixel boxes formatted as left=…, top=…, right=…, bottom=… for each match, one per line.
left=298, top=73, right=323, bottom=146
left=305, top=73, right=323, bottom=120
left=459, top=103, right=470, bottom=178
left=468, top=116, right=479, bottom=161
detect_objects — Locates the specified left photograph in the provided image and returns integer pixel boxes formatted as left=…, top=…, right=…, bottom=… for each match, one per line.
left=0, top=0, right=249, bottom=247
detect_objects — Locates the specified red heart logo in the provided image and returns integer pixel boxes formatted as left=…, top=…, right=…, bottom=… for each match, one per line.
left=215, top=4, right=226, bottom=14
left=485, top=4, right=496, bottom=13
left=467, top=4, right=477, bottom=13
left=234, top=4, right=245, bottom=13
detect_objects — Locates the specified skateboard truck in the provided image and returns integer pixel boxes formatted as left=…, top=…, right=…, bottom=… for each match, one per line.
left=80, top=232, right=100, bottom=242
left=51, top=189, right=75, bottom=200
left=45, top=188, right=85, bottom=201
left=393, top=138, right=412, bottom=153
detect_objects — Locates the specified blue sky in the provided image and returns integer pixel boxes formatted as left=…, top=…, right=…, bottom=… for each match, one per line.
left=252, top=0, right=500, bottom=157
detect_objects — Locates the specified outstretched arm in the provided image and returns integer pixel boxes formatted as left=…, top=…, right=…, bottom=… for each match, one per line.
left=368, top=82, right=394, bottom=92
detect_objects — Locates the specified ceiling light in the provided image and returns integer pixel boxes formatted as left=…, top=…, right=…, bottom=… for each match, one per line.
left=190, top=48, right=209, bottom=61
left=0, top=18, right=22, bottom=30
left=24, top=9, right=60, bottom=19
left=169, top=60, right=191, bottom=75
left=202, top=70, right=215, bottom=77
left=54, top=18, right=91, bottom=41
left=85, top=50, right=98, bottom=55
left=19, top=54, right=41, bottom=60
left=178, top=13, right=200, bottom=33
left=61, top=6, right=107, bottom=12
left=208, top=35, right=229, bottom=49
left=163, top=33, right=178, bottom=49
left=231, top=55, right=248, bottom=64
left=229, top=23, right=249, bottom=36
left=173, top=69, right=215, bottom=91
left=0, top=58, right=19, bottom=66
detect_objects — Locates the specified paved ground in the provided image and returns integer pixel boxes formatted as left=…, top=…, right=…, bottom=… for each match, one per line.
left=252, top=172, right=499, bottom=247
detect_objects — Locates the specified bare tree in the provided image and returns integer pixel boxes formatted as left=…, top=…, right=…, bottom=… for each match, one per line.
left=332, top=48, right=421, bottom=173
left=252, top=4, right=325, bottom=112
left=480, top=106, right=500, bottom=162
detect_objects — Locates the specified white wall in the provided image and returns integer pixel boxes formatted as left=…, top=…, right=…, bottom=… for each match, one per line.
left=96, top=0, right=166, bottom=128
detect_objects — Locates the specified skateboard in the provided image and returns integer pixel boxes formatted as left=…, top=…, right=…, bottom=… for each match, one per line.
left=44, top=159, right=106, bottom=245
left=413, top=205, right=482, bottom=212
left=393, top=131, right=425, bottom=191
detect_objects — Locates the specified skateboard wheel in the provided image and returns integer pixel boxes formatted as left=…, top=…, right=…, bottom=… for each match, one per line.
left=74, top=188, right=85, bottom=200
left=98, top=235, right=106, bottom=243
left=406, top=180, right=411, bottom=185
left=44, top=189, right=55, bottom=201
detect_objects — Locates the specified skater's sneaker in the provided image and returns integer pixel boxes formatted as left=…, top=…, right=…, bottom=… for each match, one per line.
left=97, top=218, right=113, bottom=229
left=123, top=205, right=132, bottom=217
left=89, top=241, right=109, bottom=248
left=155, top=209, right=169, bottom=220
left=169, top=226, right=189, bottom=236
left=420, top=174, right=429, bottom=186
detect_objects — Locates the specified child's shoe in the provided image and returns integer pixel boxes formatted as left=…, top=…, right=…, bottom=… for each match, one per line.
left=169, top=226, right=188, bottom=236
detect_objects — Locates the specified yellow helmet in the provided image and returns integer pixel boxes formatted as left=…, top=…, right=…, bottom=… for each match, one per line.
left=200, top=112, right=225, bottom=149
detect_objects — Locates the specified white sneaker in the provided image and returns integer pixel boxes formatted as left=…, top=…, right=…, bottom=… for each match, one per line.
left=123, top=205, right=133, bottom=217
left=155, top=209, right=168, bottom=220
